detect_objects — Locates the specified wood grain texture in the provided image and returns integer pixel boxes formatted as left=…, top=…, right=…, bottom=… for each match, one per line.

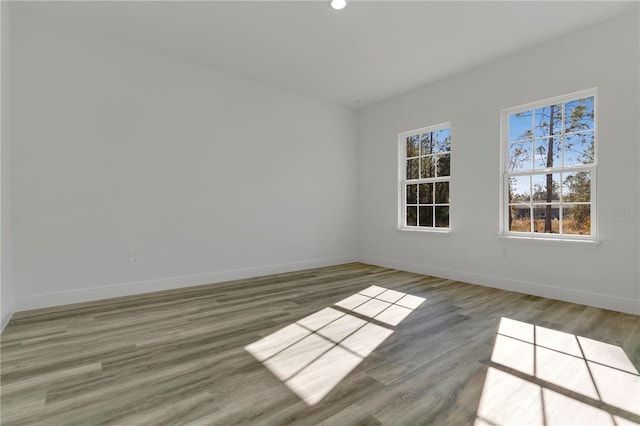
left=1, top=263, right=638, bottom=425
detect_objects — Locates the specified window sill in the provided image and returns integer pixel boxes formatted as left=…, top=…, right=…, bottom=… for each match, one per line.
left=498, top=235, right=600, bottom=248
left=398, top=227, right=451, bottom=235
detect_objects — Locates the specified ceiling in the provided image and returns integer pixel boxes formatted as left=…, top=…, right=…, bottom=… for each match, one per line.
left=10, top=1, right=639, bottom=108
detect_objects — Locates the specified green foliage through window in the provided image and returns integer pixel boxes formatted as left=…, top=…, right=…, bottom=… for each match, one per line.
left=401, top=125, right=451, bottom=229
left=504, top=93, right=595, bottom=237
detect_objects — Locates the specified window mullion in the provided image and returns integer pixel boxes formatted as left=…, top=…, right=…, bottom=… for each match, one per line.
left=502, top=90, right=596, bottom=239
left=399, top=123, right=451, bottom=231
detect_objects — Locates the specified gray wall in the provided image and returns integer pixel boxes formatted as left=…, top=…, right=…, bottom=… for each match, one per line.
left=3, top=9, right=638, bottom=324
left=10, top=13, right=357, bottom=309
left=356, top=13, right=639, bottom=313
left=1, top=1, right=14, bottom=329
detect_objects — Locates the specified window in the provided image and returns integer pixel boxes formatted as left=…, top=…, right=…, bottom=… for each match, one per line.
left=501, top=89, right=596, bottom=240
left=399, top=123, right=451, bottom=231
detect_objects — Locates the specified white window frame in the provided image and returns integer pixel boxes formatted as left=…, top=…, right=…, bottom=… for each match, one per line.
left=398, top=122, right=451, bottom=233
left=500, top=88, right=598, bottom=243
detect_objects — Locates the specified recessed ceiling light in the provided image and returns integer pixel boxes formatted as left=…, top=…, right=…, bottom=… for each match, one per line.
left=330, top=0, right=347, bottom=10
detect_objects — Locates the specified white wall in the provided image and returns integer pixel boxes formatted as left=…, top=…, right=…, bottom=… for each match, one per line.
left=357, top=13, right=639, bottom=314
left=11, top=12, right=357, bottom=309
left=1, top=1, right=14, bottom=330
left=6, top=9, right=638, bottom=319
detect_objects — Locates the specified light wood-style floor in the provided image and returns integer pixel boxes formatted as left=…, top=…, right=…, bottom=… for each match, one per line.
left=1, top=263, right=639, bottom=425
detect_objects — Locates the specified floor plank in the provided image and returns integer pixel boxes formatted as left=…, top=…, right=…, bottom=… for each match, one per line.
left=1, top=263, right=639, bottom=425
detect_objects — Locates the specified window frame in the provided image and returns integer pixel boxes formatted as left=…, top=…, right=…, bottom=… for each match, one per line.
left=499, top=88, right=598, bottom=242
left=398, top=122, right=452, bottom=233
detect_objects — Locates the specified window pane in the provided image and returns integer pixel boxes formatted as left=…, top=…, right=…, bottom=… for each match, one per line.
left=437, top=154, right=450, bottom=177
left=563, top=204, right=591, bottom=235
left=533, top=205, right=560, bottom=234
left=509, top=110, right=533, bottom=141
left=532, top=173, right=560, bottom=203
left=562, top=171, right=590, bottom=202
left=435, top=206, right=449, bottom=228
left=433, top=128, right=451, bottom=153
left=407, top=158, right=419, bottom=179
left=419, top=206, right=433, bottom=227
left=534, top=137, right=561, bottom=169
left=420, top=156, right=435, bottom=179
left=534, top=104, right=562, bottom=137
left=509, top=176, right=531, bottom=203
left=509, top=206, right=531, bottom=232
left=406, top=184, right=417, bottom=204
left=406, top=207, right=417, bottom=226
left=406, top=135, right=419, bottom=158
left=564, top=131, right=594, bottom=166
left=419, top=133, right=432, bottom=156
left=419, top=183, right=433, bottom=204
left=503, top=93, right=596, bottom=239
left=565, top=97, right=594, bottom=133
left=435, top=182, right=449, bottom=204
left=509, top=141, right=533, bottom=171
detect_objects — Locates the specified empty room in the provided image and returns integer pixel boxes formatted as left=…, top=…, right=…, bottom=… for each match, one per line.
left=1, top=1, right=639, bottom=424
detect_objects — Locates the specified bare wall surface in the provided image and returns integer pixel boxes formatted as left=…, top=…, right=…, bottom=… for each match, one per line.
left=1, top=2, right=14, bottom=330
left=5, top=9, right=639, bottom=316
left=356, top=13, right=640, bottom=313
left=11, top=12, right=357, bottom=308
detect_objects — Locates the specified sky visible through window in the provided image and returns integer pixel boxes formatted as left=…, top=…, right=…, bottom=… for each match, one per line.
left=504, top=94, right=595, bottom=235
left=507, top=97, right=594, bottom=197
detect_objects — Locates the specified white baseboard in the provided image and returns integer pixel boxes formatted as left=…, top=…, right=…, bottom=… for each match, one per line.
left=358, top=255, right=640, bottom=315
left=13, top=255, right=359, bottom=312
left=11, top=254, right=638, bottom=316
left=1, top=304, right=14, bottom=333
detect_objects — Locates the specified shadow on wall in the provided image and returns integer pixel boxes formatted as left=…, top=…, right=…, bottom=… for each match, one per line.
left=476, top=317, right=640, bottom=425
left=245, top=285, right=425, bottom=405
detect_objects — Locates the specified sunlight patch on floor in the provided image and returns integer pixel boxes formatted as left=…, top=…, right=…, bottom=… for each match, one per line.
left=245, top=286, right=425, bottom=405
left=476, top=317, right=640, bottom=425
